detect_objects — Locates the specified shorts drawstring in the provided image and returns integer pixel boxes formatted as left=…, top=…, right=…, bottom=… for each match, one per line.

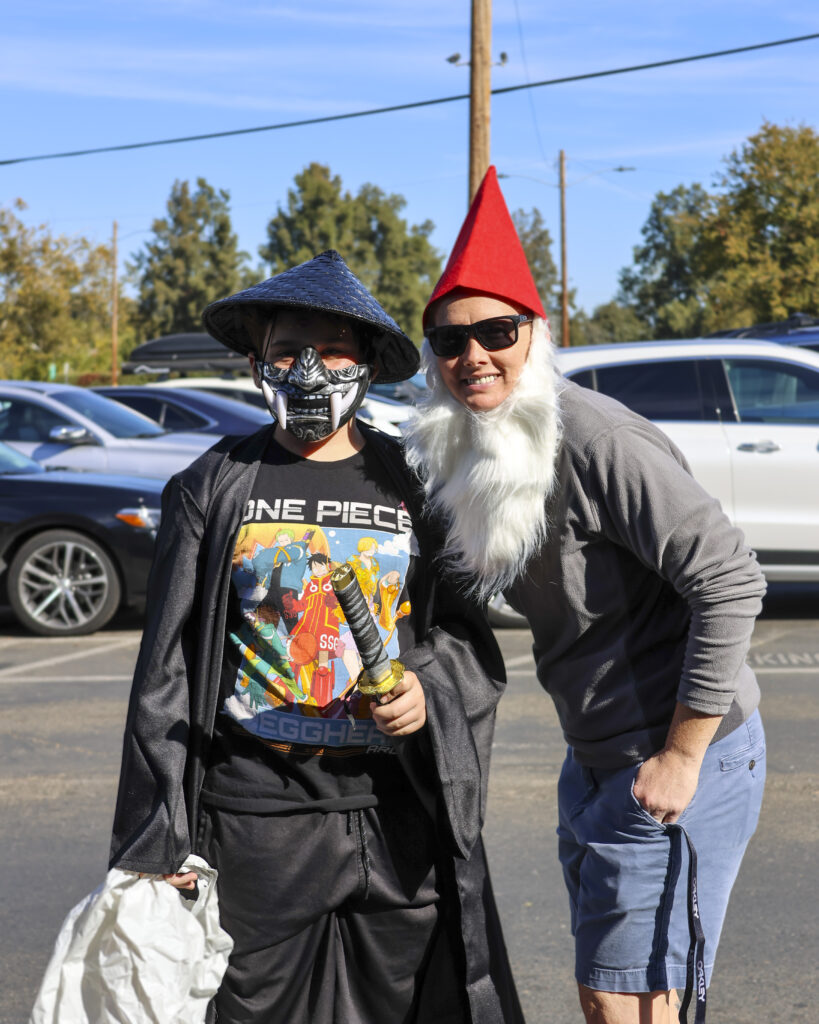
left=667, top=824, right=706, bottom=1024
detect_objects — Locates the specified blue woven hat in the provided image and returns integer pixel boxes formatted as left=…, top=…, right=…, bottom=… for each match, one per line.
left=202, top=250, right=419, bottom=384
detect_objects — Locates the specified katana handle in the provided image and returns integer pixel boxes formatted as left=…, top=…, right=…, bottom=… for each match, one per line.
left=330, top=562, right=403, bottom=698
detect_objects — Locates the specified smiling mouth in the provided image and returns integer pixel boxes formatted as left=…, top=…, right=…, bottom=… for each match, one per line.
left=463, top=374, right=500, bottom=386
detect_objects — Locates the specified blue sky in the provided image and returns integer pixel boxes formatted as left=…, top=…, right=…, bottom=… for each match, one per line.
left=2, top=1, right=818, bottom=324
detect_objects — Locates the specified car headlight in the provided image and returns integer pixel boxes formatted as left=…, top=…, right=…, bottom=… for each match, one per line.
left=116, top=505, right=162, bottom=536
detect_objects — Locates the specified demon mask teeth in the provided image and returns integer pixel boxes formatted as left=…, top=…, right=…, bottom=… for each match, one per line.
left=258, top=346, right=371, bottom=442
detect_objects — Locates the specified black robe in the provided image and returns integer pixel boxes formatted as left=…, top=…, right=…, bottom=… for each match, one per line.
left=109, top=423, right=525, bottom=1024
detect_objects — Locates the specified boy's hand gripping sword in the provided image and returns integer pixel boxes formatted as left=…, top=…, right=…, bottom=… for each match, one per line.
left=329, top=562, right=404, bottom=701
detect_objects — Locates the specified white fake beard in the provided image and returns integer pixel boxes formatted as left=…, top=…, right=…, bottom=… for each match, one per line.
left=403, top=317, right=562, bottom=600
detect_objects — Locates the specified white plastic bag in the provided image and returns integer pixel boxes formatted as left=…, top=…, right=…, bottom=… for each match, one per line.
left=30, top=855, right=233, bottom=1024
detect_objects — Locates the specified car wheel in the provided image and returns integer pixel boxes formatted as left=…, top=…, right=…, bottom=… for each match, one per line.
left=486, top=592, right=528, bottom=629
left=8, top=529, right=122, bottom=637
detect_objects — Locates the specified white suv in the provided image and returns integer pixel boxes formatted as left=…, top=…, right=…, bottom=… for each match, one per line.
left=555, top=338, right=819, bottom=582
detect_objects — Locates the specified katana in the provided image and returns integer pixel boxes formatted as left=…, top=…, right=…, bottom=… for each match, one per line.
left=329, top=562, right=404, bottom=702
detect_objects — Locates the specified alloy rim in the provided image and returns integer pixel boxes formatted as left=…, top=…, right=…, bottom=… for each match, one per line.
left=17, top=540, right=110, bottom=631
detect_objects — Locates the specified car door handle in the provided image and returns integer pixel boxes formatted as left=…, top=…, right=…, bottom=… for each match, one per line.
left=736, top=440, right=781, bottom=453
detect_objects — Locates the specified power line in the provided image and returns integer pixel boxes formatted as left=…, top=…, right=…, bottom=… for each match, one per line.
left=511, top=0, right=550, bottom=168
left=1, top=32, right=817, bottom=168
left=490, top=32, right=819, bottom=96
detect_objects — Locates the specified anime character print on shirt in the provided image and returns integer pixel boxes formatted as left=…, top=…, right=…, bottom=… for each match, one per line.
left=224, top=499, right=414, bottom=755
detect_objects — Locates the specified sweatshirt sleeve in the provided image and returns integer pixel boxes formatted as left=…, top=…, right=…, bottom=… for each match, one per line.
left=583, top=422, right=766, bottom=715
left=109, top=475, right=206, bottom=873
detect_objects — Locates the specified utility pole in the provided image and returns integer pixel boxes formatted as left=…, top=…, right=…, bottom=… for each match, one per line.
left=559, top=150, right=569, bottom=347
left=469, top=0, right=492, bottom=202
left=111, top=220, right=119, bottom=385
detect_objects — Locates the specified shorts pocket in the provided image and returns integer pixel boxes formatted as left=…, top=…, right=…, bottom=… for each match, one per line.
left=628, top=772, right=667, bottom=831
left=567, top=780, right=598, bottom=822
left=720, top=737, right=765, bottom=773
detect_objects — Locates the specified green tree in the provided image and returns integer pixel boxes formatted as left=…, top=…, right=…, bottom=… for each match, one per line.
left=0, top=200, right=117, bottom=380
left=511, top=207, right=559, bottom=313
left=130, top=178, right=250, bottom=341
left=260, top=164, right=441, bottom=343
left=260, top=164, right=356, bottom=267
left=570, top=301, right=651, bottom=346
left=704, top=122, right=819, bottom=328
left=619, top=122, right=819, bottom=337
left=618, top=183, right=714, bottom=338
left=510, top=205, right=580, bottom=345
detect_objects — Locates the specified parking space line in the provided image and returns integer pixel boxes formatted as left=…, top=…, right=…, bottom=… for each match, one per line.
left=504, top=666, right=817, bottom=679
left=754, top=667, right=818, bottom=675
left=750, top=627, right=802, bottom=649
left=0, top=637, right=139, bottom=679
left=0, top=653, right=811, bottom=686
left=505, top=654, right=536, bottom=669
left=0, top=674, right=133, bottom=685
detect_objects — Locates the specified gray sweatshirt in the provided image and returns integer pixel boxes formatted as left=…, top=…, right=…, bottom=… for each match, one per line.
left=506, top=380, right=765, bottom=769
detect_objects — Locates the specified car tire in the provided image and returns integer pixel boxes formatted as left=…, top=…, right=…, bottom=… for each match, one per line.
left=8, top=529, right=122, bottom=637
left=486, top=592, right=528, bottom=629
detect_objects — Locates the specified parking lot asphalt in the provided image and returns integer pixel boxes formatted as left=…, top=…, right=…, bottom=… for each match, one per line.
left=0, top=586, right=816, bottom=1024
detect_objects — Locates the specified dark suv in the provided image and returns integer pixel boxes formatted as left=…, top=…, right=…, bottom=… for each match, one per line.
left=708, top=312, right=819, bottom=354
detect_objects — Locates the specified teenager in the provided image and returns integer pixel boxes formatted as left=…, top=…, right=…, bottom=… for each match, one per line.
left=110, top=250, right=524, bottom=1024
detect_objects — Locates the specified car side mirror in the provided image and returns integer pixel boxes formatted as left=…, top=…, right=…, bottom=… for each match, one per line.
left=48, top=425, right=96, bottom=446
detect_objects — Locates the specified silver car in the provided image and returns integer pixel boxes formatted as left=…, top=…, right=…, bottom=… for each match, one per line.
left=0, top=381, right=215, bottom=479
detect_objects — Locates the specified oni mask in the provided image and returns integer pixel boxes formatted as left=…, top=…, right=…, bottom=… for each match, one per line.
left=257, top=346, right=371, bottom=442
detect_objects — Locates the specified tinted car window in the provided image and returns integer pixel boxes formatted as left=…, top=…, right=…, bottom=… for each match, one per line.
left=119, top=394, right=207, bottom=430
left=368, top=372, right=427, bottom=403
left=0, top=397, right=71, bottom=441
left=158, top=402, right=207, bottom=431
left=112, top=394, right=163, bottom=423
left=568, top=359, right=711, bottom=421
left=55, top=389, right=166, bottom=438
left=206, top=386, right=267, bottom=409
left=723, top=359, right=819, bottom=424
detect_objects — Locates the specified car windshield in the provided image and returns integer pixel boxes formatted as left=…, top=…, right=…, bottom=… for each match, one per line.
left=368, top=372, right=427, bottom=403
left=0, top=440, right=44, bottom=475
left=55, top=389, right=168, bottom=438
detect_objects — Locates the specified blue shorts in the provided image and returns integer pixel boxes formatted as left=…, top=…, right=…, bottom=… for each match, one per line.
left=557, top=710, right=765, bottom=994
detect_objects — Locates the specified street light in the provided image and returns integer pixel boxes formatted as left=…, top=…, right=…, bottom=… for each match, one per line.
left=499, top=159, right=636, bottom=346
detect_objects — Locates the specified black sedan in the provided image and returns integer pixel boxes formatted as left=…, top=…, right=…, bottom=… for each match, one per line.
left=0, top=442, right=164, bottom=636
left=93, top=385, right=269, bottom=436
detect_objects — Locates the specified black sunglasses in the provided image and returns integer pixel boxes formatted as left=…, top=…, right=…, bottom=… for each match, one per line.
left=425, top=314, right=531, bottom=358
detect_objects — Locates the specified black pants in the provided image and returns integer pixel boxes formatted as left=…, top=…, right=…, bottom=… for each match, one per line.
left=199, top=798, right=468, bottom=1024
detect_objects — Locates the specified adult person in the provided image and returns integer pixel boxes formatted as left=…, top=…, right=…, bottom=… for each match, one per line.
left=404, top=169, right=767, bottom=1024
left=109, top=250, right=523, bottom=1024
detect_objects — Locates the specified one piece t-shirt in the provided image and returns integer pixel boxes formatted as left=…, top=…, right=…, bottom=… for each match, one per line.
left=202, top=438, right=419, bottom=813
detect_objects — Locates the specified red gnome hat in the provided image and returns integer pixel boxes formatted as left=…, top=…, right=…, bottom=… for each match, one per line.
left=423, top=165, right=546, bottom=328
